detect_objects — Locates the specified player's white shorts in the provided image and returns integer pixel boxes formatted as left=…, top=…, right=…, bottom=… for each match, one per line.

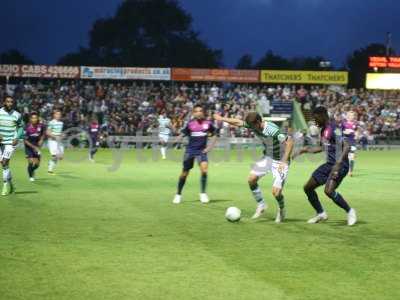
left=48, top=140, right=64, bottom=157
left=250, top=156, right=289, bottom=189
left=159, top=134, right=170, bottom=143
left=0, top=144, right=16, bottom=160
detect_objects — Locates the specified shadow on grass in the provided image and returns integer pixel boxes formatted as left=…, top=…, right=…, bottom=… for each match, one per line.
left=209, top=199, right=232, bottom=203
left=56, top=173, right=80, bottom=179
left=14, top=191, right=38, bottom=195
left=329, top=220, right=368, bottom=227
left=33, top=181, right=60, bottom=188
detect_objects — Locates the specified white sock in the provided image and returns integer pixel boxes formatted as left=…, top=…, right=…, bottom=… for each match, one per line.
left=48, top=159, right=57, bottom=172
left=3, top=168, right=10, bottom=182
left=251, top=187, right=265, bottom=206
left=161, top=147, right=166, bottom=158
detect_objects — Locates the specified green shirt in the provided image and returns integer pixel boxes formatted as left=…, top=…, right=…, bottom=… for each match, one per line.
left=244, top=121, right=287, bottom=160
left=0, top=108, right=22, bottom=145
left=48, top=119, right=64, bottom=140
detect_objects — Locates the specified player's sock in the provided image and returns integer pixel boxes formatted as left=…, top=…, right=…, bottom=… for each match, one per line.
left=177, top=176, right=187, bottom=195
left=48, top=158, right=57, bottom=172
left=28, top=163, right=34, bottom=178
left=249, top=183, right=265, bottom=205
left=328, top=191, right=351, bottom=213
left=90, top=148, right=97, bottom=159
left=160, top=147, right=166, bottom=158
left=305, top=188, right=324, bottom=214
left=32, top=164, right=39, bottom=177
left=3, top=168, right=10, bottom=183
left=200, top=174, right=207, bottom=193
left=275, top=194, right=285, bottom=209
left=350, top=160, right=354, bottom=172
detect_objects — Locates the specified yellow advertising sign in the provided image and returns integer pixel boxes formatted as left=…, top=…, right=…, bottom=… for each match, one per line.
left=261, top=70, right=348, bottom=85
left=366, top=73, right=400, bottom=90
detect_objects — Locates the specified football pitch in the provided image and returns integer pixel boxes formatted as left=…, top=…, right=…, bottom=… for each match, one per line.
left=0, top=149, right=399, bottom=300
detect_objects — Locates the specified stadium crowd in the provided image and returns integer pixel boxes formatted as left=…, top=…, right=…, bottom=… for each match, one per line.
left=0, top=80, right=399, bottom=143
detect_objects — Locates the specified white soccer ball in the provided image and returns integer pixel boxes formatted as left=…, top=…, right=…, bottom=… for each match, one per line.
left=225, top=207, right=241, bottom=222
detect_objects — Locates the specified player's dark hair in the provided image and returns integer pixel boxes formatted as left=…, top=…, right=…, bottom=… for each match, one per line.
left=245, top=112, right=262, bottom=126
left=3, top=94, right=13, bottom=101
left=312, top=106, right=328, bottom=117
left=30, top=111, right=38, bottom=116
left=193, top=104, right=203, bottom=111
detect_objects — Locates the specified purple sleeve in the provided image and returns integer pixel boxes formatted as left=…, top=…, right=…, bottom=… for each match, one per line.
left=322, top=125, right=333, bottom=141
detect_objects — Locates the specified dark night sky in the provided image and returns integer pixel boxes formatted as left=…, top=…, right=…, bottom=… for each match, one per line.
left=1, top=0, right=400, bottom=67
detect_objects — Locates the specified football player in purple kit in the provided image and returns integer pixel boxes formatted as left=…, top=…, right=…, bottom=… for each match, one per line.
left=173, top=105, right=217, bottom=204
left=24, top=112, right=45, bottom=181
left=342, top=111, right=358, bottom=177
left=88, top=117, right=100, bottom=162
left=298, top=107, right=357, bottom=226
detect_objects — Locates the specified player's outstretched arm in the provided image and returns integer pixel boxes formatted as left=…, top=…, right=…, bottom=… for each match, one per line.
left=296, top=145, right=323, bottom=156
left=281, top=136, right=294, bottom=164
left=213, top=114, right=244, bottom=127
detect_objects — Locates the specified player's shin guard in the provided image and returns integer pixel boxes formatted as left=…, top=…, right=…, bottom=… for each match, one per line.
left=328, top=191, right=351, bottom=213
left=249, top=183, right=265, bottom=205
left=177, top=176, right=187, bottom=195
left=275, top=194, right=285, bottom=209
left=200, top=174, right=207, bottom=193
left=304, top=188, right=324, bottom=214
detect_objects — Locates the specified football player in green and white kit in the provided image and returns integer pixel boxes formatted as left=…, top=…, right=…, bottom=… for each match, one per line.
left=0, top=95, right=22, bottom=195
left=157, top=111, right=173, bottom=160
left=46, top=110, right=64, bottom=174
left=214, top=112, right=294, bottom=223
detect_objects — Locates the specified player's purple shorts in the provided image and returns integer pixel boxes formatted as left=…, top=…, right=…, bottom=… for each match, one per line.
left=25, top=146, right=41, bottom=159
left=312, top=163, right=349, bottom=186
left=183, top=152, right=208, bottom=171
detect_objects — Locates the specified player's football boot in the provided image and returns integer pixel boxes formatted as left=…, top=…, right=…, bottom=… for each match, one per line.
left=307, top=212, right=328, bottom=224
left=172, top=194, right=182, bottom=204
left=199, top=193, right=209, bottom=204
left=1, top=183, right=9, bottom=196
left=29, top=177, right=35, bottom=182
left=251, top=203, right=267, bottom=219
left=275, top=208, right=286, bottom=223
left=347, top=208, right=357, bottom=226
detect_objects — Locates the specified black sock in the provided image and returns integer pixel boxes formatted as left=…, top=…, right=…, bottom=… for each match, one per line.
left=329, top=192, right=351, bottom=213
left=249, top=182, right=258, bottom=191
left=275, top=194, right=285, bottom=209
left=28, top=163, right=34, bottom=177
left=177, top=176, right=187, bottom=195
left=32, top=164, right=39, bottom=176
left=90, top=148, right=98, bottom=158
left=305, top=188, right=324, bottom=214
left=200, top=174, right=207, bottom=193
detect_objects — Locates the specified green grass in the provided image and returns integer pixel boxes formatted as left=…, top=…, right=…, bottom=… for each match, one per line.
left=0, top=149, right=399, bottom=300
